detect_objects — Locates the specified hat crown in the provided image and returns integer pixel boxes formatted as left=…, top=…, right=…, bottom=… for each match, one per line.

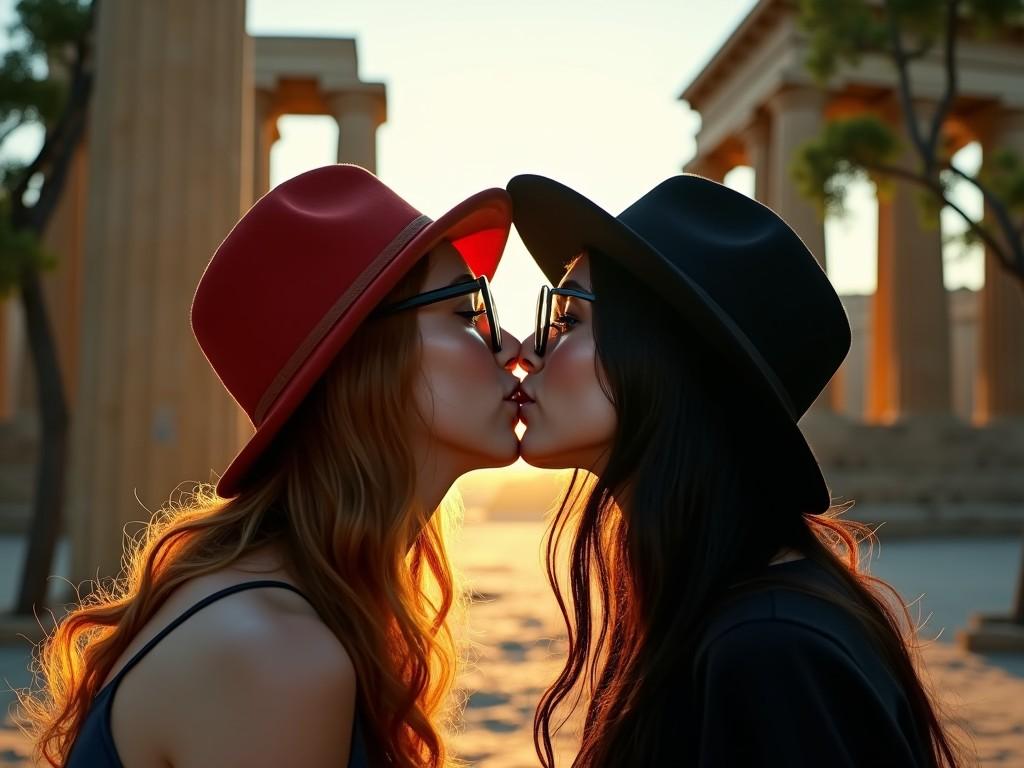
left=191, top=164, right=430, bottom=425
left=614, top=176, right=850, bottom=418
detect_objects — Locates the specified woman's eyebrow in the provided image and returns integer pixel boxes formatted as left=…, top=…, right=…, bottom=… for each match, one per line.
left=560, top=279, right=591, bottom=292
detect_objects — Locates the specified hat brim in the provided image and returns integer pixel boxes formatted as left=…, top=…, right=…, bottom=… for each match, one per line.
left=507, top=173, right=831, bottom=515
left=215, top=187, right=512, bottom=498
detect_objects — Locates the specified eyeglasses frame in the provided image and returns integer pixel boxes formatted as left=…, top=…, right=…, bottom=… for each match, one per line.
left=373, top=274, right=503, bottom=353
left=535, top=284, right=596, bottom=357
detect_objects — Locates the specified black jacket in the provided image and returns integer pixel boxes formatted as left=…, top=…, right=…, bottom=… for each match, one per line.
left=688, top=558, right=933, bottom=767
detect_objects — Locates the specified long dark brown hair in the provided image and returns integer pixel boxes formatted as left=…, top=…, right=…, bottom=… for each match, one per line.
left=533, top=250, right=969, bottom=767
left=18, top=257, right=465, bottom=768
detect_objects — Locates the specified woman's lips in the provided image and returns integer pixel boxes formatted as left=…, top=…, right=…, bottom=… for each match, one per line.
left=504, top=386, right=535, bottom=427
left=517, top=401, right=533, bottom=425
left=517, top=392, right=536, bottom=425
left=506, top=385, right=535, bottom=405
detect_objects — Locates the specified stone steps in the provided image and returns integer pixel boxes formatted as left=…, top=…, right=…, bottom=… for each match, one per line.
left=803, top=417, right=1024, bottom=534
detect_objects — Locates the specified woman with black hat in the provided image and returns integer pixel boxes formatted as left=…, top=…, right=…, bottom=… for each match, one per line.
left=508, top=173, right=969, bottom=767
left=19, top=165, right=523, bottom=768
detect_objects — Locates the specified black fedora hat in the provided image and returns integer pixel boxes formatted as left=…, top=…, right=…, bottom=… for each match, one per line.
left=507, top=173, right=851, bottom=515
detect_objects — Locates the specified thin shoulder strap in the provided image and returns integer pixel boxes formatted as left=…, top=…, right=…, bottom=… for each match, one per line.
left=107, top=580, right=311, bottom=688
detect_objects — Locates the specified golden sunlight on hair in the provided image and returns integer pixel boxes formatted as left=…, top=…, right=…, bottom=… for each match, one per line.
left=16, top=258, right=472, bottom=768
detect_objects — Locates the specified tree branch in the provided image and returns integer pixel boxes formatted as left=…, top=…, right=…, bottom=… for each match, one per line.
left=883, top=0, right=929, bottom=161
left=946, top=161, right=1024, bottom=273
left=11, top=0, right=99, bottom=616
left=863, top=160, right=1023, bottom=277
left=863, top=160, right=935, bottom=188
left=9, top=8, right=93, bottom=224
left=926, top=0, right=961, bottom=171
left=23, top=75, right=89, bottom=236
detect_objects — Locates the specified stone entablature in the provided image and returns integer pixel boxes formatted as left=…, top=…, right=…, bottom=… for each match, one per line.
left=252, top=36, right=387, bottom=195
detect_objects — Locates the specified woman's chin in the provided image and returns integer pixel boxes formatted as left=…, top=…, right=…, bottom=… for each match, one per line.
left=466, top=433, right=521, bottom=470
left=520, top=431, right=610, bottom=471
left=518, top=436, right=570, bottom=470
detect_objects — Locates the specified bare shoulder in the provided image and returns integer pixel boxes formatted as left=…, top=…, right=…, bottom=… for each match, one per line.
left=142, top=583, right=358, bottom=767
left=198, top=584, right=354, bottom=685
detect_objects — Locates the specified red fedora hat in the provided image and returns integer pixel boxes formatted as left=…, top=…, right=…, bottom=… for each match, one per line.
left=191, top=164, right=512, bottom=498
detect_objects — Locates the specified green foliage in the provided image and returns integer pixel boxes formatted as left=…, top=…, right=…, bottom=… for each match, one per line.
left=0, top=49, right=65, bottom=135
left=792, top=115, right=900, bottom=216
left=0, top=0, right=90, bottom=294
left=968, top=0, right=1024, bottom=34
left=13, top=0, right=92, bottom=60
left=915, top=185, right=946, bottom=228
left=799, top=0, right=1023, bottom=81
left=0, top=0, right=91, bottom=155
left=799, top=0, right=888, bottom=82
left=981, top=148, right=1024, bottom=213
left=798, top=0, right=948, bottom=82
left=0, top=0, right=90, bottom=133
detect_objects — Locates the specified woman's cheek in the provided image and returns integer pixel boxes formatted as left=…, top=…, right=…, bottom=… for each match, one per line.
left=546, top=336, right=598, bottom=406
left=413, top=326, right=516, bottom=466
left=420, top=328, right=498, bottom=414
left=544, top=336, right=616, bottom=450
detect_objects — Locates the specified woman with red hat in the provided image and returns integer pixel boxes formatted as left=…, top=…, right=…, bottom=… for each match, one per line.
left=509, top=173, right=969, bottom=767
left=21, top=165, right=523, bottom=768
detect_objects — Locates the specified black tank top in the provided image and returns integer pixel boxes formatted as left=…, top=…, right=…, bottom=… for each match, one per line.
left=64, top=580, right=370, bottom=767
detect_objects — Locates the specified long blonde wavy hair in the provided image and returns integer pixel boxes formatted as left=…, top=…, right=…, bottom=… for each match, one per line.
left=17, top=257, right=464, bottom=767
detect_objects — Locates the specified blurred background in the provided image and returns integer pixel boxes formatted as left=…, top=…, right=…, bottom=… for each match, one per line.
left=1, top=0, right=1023, bottom=765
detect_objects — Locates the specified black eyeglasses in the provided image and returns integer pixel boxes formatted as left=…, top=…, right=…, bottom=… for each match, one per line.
left=373, top=274, right=503, bottom=353
left=535, top=284, right=596, bottom=357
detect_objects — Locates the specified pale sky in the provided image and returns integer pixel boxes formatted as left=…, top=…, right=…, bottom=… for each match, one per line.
left=0, top=0, right=984, bottom=342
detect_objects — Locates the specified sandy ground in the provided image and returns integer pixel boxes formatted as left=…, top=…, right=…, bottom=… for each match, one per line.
left=448, top=524, right=1024, bottom=768
left=3, top=523, right=1024, bottom=765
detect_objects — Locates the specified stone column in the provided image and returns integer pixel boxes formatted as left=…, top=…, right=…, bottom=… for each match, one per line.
left=328, top=86, right=386, bottom=173
left=975, top=110, right=1024, bottom=423
left=868, top=106, right=952, bottom=422
left=253, top=88, right=278, bottom=200
left=684, top=153, right=729, bottom=183
left=765, top=87, right=826, bottom=265
left=740, top=117, right=772, bottom=207
left=69, top=0, right=253, bottom=583
left=765, top=87, right=842, bottom=416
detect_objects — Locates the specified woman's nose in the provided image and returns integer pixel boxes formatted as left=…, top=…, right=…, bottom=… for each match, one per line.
left=495, top=327, right=522, bottom=372
left=516, top=332, right=544, bottom=374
